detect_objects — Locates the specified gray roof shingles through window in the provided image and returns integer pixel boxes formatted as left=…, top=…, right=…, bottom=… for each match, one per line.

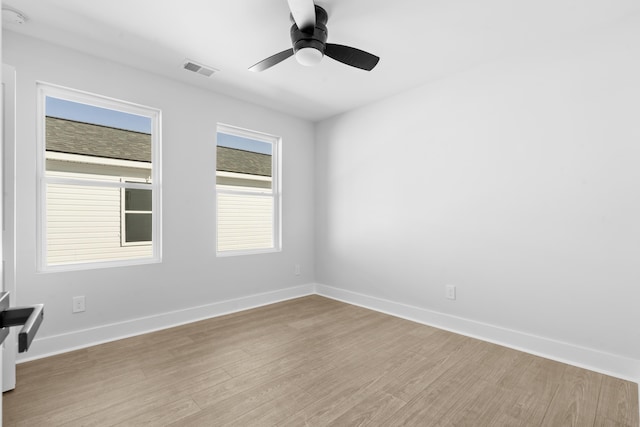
left=216, top=146, right=271, bottom=177
left=46, top=116, right=271, bottom=176
left=46, top=116, right=151, bottom=163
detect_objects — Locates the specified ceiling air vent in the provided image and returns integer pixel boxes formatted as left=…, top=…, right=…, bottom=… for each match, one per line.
left=182, top=60, right=218, bottom=77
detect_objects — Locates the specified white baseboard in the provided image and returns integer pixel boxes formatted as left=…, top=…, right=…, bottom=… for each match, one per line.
left=18, top=283, right=315, bottom=363
left=315, top=283, right=640, bottom=383
left=19, top=282, right=640, bottom=384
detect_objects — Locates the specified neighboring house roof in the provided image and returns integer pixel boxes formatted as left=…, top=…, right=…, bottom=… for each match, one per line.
left=216, top=146, right=271, bottom=177
left=46, top=116, right=271, bottom=176
left=46, top=116, right=151, bottom=163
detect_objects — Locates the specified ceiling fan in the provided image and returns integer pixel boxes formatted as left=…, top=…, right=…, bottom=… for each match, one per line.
left=249, top=0, right=380, bottom=72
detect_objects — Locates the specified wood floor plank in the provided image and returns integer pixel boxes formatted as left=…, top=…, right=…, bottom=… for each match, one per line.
left=172, top=378, right=314, bottom=426
left=540, top=365, right=603, bottom=426
left=112, top=398, right=201, bottom=427
left=8, top=366, right=230, bottom=427
left=327, top=390, right=406, bottom=426
left=66, top=395, right=201, bottom=427
left=383, top=337, right=487, bottom=403
left=190, top=347, right=325, bottom=410
left=445, top=381, right=517, bottom=426
left=142, top=346, right=249, bottom=379
left=221, top=381, right=314, bottom=427
left=593, top=416, right=634, bottom=427
left=512, top=356, right=567, bottom=404
left=4, top=369, right=149, bottom=426
left=595, top=375, right=640, bottom=427
left=381, top=368, right=488, bottom=425
left=490, top=386, right=555, bottom=426
left=279, top=347, right=426, bottom=425
left=3, top=296, right=637, bottom=427
left=278, top=373, right=389, bottom=426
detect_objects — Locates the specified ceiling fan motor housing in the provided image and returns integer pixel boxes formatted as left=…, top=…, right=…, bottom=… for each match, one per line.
left=290, top=5, right=328, bottom=54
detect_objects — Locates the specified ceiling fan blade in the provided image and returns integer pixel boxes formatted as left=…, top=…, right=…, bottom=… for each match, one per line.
left=249, top=49, right=294, bottom=72
left=324, top=44, right=380, bottom=71
left=287, top=0, right=316, bottom=32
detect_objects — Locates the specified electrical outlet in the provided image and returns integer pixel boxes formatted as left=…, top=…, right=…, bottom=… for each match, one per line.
left=294, top=264, right=301, bottom=276
left=445, top=285, right=456, bottom=300
left=72, top=296, right=85, bottom=313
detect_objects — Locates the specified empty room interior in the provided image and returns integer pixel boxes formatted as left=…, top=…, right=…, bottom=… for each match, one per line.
left=0, top=0, right=639, bottom=425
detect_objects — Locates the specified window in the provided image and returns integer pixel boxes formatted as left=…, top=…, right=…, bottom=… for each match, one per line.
left=37, top=83, right=161, bottom=270
left=121, top=180, right=152, bottom=245
left=216, top=124, right=280, bottom=255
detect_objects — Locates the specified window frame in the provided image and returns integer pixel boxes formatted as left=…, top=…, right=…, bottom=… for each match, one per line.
left=36, top=82, right=162, bottom=272
left=121, top=178, right=153, bottom=247
left=216, top=123, right=282, bottom=257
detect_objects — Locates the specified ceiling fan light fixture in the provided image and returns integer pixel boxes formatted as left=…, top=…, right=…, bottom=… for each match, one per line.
left=295, top=47, right=323, bottom=67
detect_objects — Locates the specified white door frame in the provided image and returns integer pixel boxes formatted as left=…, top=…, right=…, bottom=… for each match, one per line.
left=2, top=64, right=17, bottom=393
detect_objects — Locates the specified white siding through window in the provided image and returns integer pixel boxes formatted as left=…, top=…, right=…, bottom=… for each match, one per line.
left=46, top=171, right=152, bottom=265
left=217, top=189, right=274, bottom=252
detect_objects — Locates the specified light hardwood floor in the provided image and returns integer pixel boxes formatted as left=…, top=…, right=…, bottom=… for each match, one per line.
left=4, top=295, right=638, bottom=426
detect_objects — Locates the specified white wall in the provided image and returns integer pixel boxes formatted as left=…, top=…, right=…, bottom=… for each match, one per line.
left=316, top=16, right=640, bottom=379
left=3, top=31, right=315, bottom=360
left=0, top=8, right=4, bottom=416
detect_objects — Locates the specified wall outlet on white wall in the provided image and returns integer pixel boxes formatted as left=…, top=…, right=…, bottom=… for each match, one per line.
left=294, top=264, right=301, bottom=276
left=72, top=296, right=86, bottom=313
left=445, top=285, right=456, bottom=300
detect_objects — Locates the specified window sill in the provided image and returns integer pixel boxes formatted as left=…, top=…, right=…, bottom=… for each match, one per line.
left=38, top=256, right=161, bottom=273
left=216, top=247, right=281, bottom=258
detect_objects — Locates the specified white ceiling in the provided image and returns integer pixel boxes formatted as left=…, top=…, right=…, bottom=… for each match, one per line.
left=3, top=0, right=639, bottom=121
